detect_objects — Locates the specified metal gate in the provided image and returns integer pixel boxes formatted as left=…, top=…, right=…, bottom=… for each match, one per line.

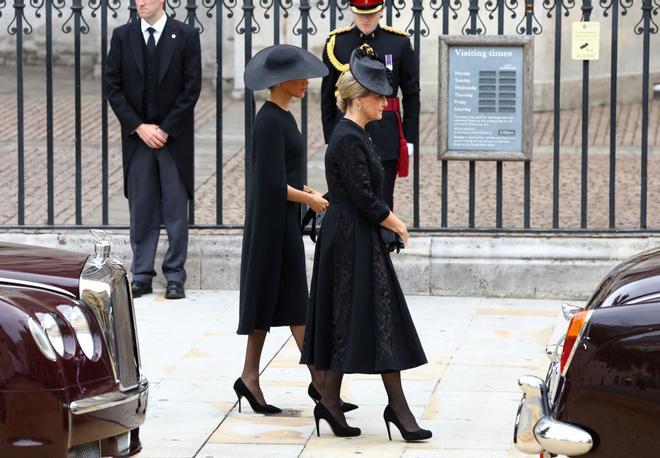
left=0, top=0, right=658, bottom=231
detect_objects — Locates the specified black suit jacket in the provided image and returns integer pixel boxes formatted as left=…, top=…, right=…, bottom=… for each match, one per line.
left=105, top=16, right=202, bottom=198
left=321, top=25, right=420, bottom=162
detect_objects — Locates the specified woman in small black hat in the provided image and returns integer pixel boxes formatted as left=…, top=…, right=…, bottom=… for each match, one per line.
left=236, top=44, right=360, bottom=415
left=300, top=45, right=431, bottom=441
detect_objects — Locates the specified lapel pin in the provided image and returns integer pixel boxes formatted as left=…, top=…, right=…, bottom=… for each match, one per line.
left=171, top=34, right=176, bottom=38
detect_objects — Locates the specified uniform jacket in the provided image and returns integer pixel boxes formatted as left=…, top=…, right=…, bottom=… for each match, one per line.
left=106, top=16, right=202, bottom=198
left=320, top=25, right=420, bottom=162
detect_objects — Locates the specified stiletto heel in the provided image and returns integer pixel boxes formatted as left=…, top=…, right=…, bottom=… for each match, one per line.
left=233, top=378, right=282, bottom=414
left=313, top=402, right=361, bottom=438
left=382, top=405, right=432, bottom=442
left=307, top=383, right=359, bottom=413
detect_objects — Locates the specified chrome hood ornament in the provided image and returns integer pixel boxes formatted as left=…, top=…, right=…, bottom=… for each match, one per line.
left=91, top=229, right=112, bottom=262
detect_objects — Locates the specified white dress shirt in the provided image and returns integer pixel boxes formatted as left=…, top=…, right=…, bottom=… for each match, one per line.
left=141, top=13, right=167, bottom=46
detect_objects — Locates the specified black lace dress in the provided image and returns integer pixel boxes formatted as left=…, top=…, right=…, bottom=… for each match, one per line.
left=300, top=118, right=427, bottom=373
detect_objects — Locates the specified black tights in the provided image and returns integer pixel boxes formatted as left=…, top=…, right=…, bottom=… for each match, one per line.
left=320, top=370, right=420, bottom=430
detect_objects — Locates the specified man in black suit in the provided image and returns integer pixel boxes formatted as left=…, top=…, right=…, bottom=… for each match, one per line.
left=106, top=0, right=201, bottom=299
left=320, top=0, right=420, bottom=210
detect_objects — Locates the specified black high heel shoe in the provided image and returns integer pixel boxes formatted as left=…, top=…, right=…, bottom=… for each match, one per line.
left=383, top=405, right=432, bottom=442
left=233, top=378, right=282, bottom=414
left=313, top=402, right=361, bottom=437
left=308, top=383, right=359, bottom=413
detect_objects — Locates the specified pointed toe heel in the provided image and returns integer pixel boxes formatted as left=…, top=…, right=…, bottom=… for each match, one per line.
left=233, top=377, right=282, bottom=415
left=307, top=383, right=359, bottom=413
left=313, top=402, right=361, bottom=438
left=383, top=405, right=432, bottom=442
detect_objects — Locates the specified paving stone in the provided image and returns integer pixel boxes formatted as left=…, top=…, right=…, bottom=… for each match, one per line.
left=130, top=291, right=567, bottom=457
left=208, top=414, right=315, bottom=445
left=301, top=436, right=407, bottom=457
left=197, top=444, right=304, bottom=458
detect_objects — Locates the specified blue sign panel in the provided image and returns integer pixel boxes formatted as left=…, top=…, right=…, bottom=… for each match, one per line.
left=447, top=46, right=524, bottom=152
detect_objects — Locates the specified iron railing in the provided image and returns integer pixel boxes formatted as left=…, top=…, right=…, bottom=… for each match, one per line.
left=0, top=0, right=658, bottom=231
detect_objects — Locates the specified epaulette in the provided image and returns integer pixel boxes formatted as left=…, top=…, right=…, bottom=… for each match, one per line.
left=329, top=25, right=352, bottom=36
left=326, top=27, right=352, bottom=73
left=381, top=25, right=409, bottom=36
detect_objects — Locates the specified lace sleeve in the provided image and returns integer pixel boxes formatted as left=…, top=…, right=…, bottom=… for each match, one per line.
left=337, top=137, right=390, bottom=225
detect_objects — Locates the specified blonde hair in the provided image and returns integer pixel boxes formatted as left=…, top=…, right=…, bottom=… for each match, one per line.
left=335, top=71, right=370, bottom=112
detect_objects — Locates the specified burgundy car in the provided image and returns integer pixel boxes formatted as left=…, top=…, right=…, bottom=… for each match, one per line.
left=514, top=247, right=660, bottom=457
left=0, top=237, right=148, bottom=457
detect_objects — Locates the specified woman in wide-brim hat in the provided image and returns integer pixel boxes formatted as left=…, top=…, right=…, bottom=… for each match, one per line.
left=235, top=44, right=358, bottom=415
left=300, top=45, right=431, bottom=441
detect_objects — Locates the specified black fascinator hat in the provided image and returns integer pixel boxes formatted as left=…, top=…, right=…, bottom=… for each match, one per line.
left=348, top=44, right=393, bottom=97
left=244, top=44, right=328, bottom=91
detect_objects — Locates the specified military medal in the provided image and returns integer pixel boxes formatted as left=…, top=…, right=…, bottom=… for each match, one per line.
left=385, top=53, right=393, bottom=70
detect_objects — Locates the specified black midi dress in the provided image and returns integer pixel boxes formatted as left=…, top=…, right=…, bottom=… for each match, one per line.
left=238, top=101, right=308, bottom=335
left=300, top=118, right=427, bottom=373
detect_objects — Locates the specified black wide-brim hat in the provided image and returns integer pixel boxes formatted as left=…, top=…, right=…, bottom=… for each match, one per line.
left=349, top=46, right=393, bottom=97
left=244, top=44, right=328, bottom=91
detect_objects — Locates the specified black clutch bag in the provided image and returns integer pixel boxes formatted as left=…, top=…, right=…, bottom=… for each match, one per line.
left=380, top=228, right=405, bottom=253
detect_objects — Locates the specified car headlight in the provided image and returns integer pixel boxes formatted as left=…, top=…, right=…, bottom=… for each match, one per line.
left=60, top=305, right=95, bottom=359
left=37, top=313, right=65, bottom=357
left=28, top=316, right=58, bottom=361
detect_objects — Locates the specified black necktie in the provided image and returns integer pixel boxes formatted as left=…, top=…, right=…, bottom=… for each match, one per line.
left=147, top=27, right=156, bottom=55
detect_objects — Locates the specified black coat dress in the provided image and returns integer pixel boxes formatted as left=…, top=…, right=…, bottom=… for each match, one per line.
left=238, top=101, right=308, bottom=335
left=300, top=118, right=427, bottom=373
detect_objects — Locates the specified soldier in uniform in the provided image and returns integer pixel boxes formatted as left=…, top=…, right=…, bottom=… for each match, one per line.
left=320, top=0, right=420, bottom=210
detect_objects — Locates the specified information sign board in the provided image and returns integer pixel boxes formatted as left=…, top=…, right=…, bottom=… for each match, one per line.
left=438, top=36, right=534, bottom=161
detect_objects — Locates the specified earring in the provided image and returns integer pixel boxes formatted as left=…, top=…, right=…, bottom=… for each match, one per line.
left=357, top=104, right=362, bottom=111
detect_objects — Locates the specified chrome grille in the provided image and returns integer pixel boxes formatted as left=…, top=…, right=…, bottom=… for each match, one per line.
left=111, top=276, right=140, bottom=388
left=80, top=244, right=145, bottom=392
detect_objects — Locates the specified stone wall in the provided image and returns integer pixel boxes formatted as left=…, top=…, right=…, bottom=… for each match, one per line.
left=2, top=230, right=658, bottom=299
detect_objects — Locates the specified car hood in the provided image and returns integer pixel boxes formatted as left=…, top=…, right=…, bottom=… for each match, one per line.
left=0, top=242, right=88, bottom=298
left=587, top=245, right=660, bottom=310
